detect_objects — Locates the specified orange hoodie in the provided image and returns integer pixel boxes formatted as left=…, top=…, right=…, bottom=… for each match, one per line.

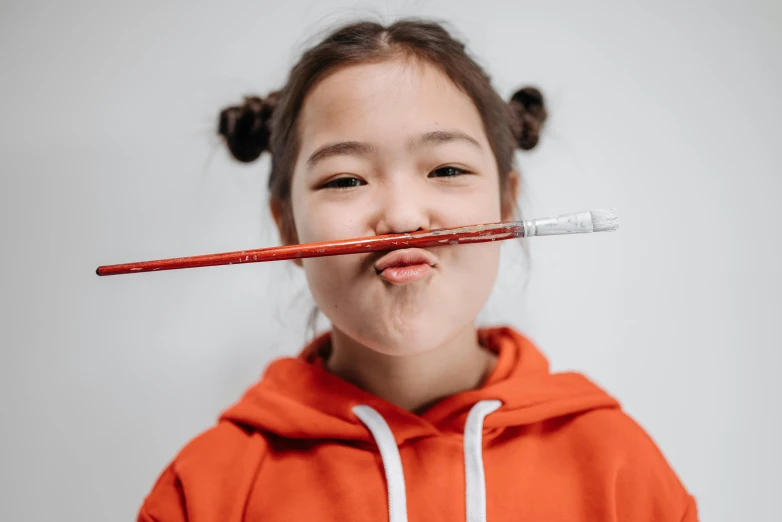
left=138, top=327, right=697, bottom=522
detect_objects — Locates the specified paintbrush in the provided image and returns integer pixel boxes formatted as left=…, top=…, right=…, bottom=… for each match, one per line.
left=95, top=209, right=618, bottom=276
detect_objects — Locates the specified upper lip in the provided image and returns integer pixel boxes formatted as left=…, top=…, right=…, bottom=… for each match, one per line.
left=374, top=248, right=438, bottom=272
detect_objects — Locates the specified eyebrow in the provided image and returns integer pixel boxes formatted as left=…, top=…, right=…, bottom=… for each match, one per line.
left=407, top=130, right=482, bottom=151
left=306, top=141, right=377, bottom=167
left=305, top=129, right=482, bottom=168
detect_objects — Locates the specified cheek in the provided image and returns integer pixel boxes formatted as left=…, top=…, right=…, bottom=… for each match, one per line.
left=290, top=181, right=316, bottom=243
left=443, top=242, right=503, bottom=328
left=289, top=174, right=371, bottom=317
left=436, top=185, right=504, bottom=230
left=300, top=255, right=366, bottom=327
left=291, top=184, right=367, bottom=244
left=452, top=242, right=502, bottom=288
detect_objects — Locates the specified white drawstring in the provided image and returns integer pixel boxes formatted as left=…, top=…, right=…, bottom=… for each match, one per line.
left=353, top=405, right=409, bottom=522
left=353, top=400, right=502, bottom=522
left=464, top=400, right=502, bottom=522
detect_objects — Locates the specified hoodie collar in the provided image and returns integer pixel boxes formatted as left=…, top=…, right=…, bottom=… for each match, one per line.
left=220, top=327, right=618, bottom=445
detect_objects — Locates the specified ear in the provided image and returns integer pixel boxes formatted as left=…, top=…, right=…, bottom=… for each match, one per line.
left=269, top=199, right=284, bottom=237
left=502, top=170, right=521, bottom=221
left=269, top=199, right=303, bottom=267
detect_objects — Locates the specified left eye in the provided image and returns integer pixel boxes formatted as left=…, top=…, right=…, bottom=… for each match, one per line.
left=429, top=166, right=469, bottom=178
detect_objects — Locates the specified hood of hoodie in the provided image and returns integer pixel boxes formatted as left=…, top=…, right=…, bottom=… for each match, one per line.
left=140, top=328, right=698, bottom=522
left=220, top=327, right=619, bottom=445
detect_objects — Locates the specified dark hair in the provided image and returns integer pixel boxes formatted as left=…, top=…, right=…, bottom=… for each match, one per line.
left=218, top=19, right=547, bottom=244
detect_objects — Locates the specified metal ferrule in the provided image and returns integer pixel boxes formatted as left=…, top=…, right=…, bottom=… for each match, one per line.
left=523, top=211, right=594, bottom=237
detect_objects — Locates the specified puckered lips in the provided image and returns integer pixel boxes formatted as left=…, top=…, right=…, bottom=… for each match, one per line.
left=374, top=248, right=438, bottom=284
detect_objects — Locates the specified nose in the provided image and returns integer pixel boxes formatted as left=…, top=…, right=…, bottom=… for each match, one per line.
left=372, top=177, right=431, bottom=235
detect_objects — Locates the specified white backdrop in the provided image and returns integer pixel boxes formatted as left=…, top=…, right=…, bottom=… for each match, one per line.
left=1, top=0, right=780, bottom=520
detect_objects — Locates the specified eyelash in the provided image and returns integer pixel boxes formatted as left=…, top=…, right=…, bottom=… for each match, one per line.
left=321, top=177, right=366, bottom=190
left=320, top=166, right=470, bottom=190
left=429, top=166, right=470, bottom=178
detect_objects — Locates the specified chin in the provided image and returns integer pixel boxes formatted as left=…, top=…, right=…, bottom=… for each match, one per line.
left=347, top=311, right=471, bottom=357
left=314, top=266, right=496, bottom=356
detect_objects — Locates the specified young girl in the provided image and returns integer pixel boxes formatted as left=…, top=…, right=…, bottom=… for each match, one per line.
left=138, top=19, right=697, bottom=522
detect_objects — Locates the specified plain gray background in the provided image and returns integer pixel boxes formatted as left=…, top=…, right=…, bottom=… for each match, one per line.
left=1, top=0, right=780, bottom=520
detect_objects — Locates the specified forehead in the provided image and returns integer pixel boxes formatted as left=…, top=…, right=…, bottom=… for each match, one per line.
left=296, top=58, right=487, bottom=148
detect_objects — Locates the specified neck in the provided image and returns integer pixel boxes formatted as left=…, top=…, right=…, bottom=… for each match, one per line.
left=325, top=324, right=496, bottom=413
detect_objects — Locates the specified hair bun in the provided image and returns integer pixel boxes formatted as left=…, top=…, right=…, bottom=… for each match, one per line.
left=218, top=92, right=279, bottom=162
left=509, top=86, right=547, bottom=150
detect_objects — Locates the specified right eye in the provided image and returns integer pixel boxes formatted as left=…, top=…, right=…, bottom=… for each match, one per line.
left=321, top=177, right=366, bottom=190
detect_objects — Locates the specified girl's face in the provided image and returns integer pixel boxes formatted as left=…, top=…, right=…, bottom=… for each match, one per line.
left=288, top=58, right=511, bottom=356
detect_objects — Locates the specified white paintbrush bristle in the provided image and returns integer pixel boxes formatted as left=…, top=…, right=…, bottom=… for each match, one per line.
left=590, top=208, right=619, bottom=232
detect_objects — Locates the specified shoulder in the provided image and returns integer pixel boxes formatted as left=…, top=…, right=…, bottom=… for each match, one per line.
left=172, top=420, right=267, bottom=474
left=564, top=407, right=679, bottom=472
left=559, top=407, right=698, bottom=521
left=138, top=421, right=269, bottom=522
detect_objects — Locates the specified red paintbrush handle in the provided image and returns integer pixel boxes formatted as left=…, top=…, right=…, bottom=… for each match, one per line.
left=95, top=221, right=525, bottom=276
